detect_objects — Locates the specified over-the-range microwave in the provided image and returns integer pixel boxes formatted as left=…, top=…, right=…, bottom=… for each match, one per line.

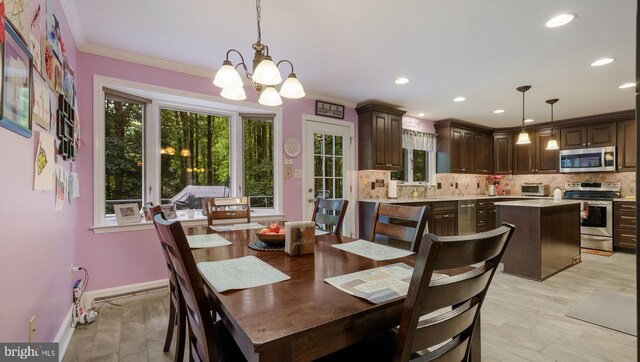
left=559, top=146, right=616, bottom=173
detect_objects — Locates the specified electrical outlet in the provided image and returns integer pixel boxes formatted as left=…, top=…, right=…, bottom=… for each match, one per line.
left=29, top=316, right=36, bottom=342
left=455, top=182, right=458, bottom=189
left=477, top=182, right=480, bottom=189
left=370, top=182, right=375, bottom=190
left=437, top=182, right=442, bottom=189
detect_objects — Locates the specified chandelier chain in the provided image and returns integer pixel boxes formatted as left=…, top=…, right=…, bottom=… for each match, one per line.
left=256, top=0, right=262, bottom=43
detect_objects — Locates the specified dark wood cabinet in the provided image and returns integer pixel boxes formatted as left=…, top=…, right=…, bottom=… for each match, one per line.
left=436, top=121, right=492, bottom=174
left=474, top=133, right=493, bottom=174
left=514, top=129, right=559, bottom=174
left=493, top=133, right=513, bottom=175
left=614, top=201, right=636, bottom=250
left=476, top=199, right=499, bottom=233
left=429, top=202, right=458, bottom=236
left=356, top=103, right=405, bottom=170
left=560, top=122, right=617, bottom=149
left=617, top=119, right=636, bottom=172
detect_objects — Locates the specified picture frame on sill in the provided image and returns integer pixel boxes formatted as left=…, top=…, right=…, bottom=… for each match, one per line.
left=160, top=204, right=178, bottom=219
left=114, top=203, right=142, bottom=225
left=315, top=100, right=344, bottom=119
left=0, top=18, right=33, bottom=138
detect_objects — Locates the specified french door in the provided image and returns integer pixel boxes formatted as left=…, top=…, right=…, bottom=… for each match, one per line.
left=302, top=116, right=355, bottom=236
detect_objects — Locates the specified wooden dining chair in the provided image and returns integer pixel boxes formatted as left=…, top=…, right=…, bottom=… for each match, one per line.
left=312, top=198, right=349, bottom=235
left=204, top=197, right=251, bottom=226
left=393, top=223, right=515, bottom=361
left=321, top=223, right=515, bottom=362
left=149, top=205, right=186, bottom=361
left=152, top=214, right=246, bottom=362
left=368, top=203, right=430, bottom=252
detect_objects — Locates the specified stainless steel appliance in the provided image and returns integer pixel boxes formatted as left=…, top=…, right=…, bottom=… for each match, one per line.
left=521, top=183, right=549, bottom=196
left=563, top=182, right=621, bottom=251
left=559, top=146, right=616, bottom=173
left=457, top=200, right=476, bottom=235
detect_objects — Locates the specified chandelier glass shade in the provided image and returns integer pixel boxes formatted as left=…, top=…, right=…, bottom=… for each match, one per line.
left=515, top=85, right=532, bottom=145
left=212, top=0, right=305, bottom=106
left=545, top=98, right=560, bottom=150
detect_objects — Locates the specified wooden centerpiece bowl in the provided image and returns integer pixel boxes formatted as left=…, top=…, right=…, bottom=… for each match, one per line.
left=254, top=230, right=286, bottom=245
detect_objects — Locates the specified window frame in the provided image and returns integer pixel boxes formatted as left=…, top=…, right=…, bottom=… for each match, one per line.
left=93, top=76, right=283, bottom=232
left=392, top=147, right=437, bottom=186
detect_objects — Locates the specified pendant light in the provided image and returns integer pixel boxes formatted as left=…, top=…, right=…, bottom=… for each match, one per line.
left=545, top=98, right=560, bottom=150
left=515, top=85, right=532, bottom=145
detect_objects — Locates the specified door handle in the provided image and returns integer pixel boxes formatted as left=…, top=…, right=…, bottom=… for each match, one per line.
left=308, top=198, right=316, bottom=203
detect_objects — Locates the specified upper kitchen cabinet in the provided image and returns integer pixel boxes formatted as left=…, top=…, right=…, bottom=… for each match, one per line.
left=560, top=122, right=616, bottom=149
left=493, top=132, right=513, bottom=175
left=356, top=102, right=405, bottom=170
left=617, top=119, right=636, bottom=172
left=435, top=120, right=492, bottom=174
left=513, top=129, right=560, bottom=174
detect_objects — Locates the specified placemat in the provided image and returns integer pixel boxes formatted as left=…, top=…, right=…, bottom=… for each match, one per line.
left=248, top=240, right=285, bottom=252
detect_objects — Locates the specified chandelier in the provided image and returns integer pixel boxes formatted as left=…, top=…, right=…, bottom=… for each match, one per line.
left=212, top=0, right=305, bottom=106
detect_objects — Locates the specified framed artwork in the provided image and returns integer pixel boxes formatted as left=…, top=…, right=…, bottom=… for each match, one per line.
left=114, top=203, right=142, bottom=225
left=315, top=100, right=344, bottom=119
left=160, top=204, right=178, bottom=219
left=0, top=18, right=33, bottom=138
left=57, top=94, right=75, bottom=160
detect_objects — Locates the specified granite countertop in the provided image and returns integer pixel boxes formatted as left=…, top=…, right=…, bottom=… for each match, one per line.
left=494, top=199, right=582, bottom=208
left=613, top=198, right=636, bottom=202
left=359, top=195, right=554, bottom=203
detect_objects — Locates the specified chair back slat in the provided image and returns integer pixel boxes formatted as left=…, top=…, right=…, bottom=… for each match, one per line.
left=153, top=214, right=219, bottom=361
left=393, top=223, right=515, bottom=362
left=369, top=203, right=429, bottom=252
left=411, top=299, right=479, bottom=352
left=312, top=198, right=349, bottom=235
left=205, top=197, right=251, bottom=225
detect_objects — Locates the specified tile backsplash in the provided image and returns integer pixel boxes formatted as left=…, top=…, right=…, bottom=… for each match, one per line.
left=358, top=170, right=636, bottom=200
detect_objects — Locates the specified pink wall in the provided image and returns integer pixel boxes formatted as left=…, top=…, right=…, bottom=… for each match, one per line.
left=0, top=0, right=78, bottom=342
left=75, top=52, right=358, bottom=291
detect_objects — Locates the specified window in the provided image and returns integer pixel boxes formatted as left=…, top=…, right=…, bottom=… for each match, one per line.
left=94, top=76, right=281, bottom=228
left=391, top=130, right=437, bottom=184
left=104, top=92, right=146, bottom=215
left=160, top=109, right=230, bottom=208
left=243, top=116, right=274, bottom=208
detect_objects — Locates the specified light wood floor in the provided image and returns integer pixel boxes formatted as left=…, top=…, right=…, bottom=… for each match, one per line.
left=63, top=252, right=637, bottom=361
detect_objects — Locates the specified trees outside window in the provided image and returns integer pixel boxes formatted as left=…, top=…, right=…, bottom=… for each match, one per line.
left=243, top=117, right=274, bottom=208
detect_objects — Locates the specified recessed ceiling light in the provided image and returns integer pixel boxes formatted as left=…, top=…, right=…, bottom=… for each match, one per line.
left=418, top=113, right=425, bottom=117
left=394, top=77, right=409, bottom=85
left=545, top=14, right=575, bottom=28
left=591, top=58, right=614, bottom=67
left=619, top=82, right=636, bottom=89
left=493, top=109, right=505, bottom=114
left=524, top=118, right=534, bottom=123
left=453, top=97, right=466, bottom=102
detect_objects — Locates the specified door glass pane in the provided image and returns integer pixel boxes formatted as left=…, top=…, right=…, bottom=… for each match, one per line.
left=325, top=156, right=334, bottom=177
left=314, top=156, right=323, bottom=177
left=105, top=97, right=144, bottom=215
left=335, top=136, right=343, bottom=156
left=335, top=157, right=343, bottom=177
left=324, top=135, right=333, bottom=155
left=325, top=177, right=334, bottom=198
left=314, top=134, right=323, bottom=154
left=336, top=178, right=343, bottom=198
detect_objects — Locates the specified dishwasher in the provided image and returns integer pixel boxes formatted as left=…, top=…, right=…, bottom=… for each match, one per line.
left=457, top=200, right=477, bottom=235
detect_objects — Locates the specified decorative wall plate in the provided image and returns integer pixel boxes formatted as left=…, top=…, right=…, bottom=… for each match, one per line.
left=284, top=137, right=301, bottom=157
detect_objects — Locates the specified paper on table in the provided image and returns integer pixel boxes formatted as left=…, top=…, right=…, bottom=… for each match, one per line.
left=197, top=256, right=290, bottom=293
left=315, top=229, right=330, bottom=236
left=186, top=234, right=232, bottom=249
left=332, top=239, right=414, bottom=261
left=325, top=263, right=447, bottom=304
left=210, top=222, right=265, bottom=232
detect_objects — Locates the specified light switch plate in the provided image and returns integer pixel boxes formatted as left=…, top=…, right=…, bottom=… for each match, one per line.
left=284, top=158, right=293, bottom=165
left=294, top=169, right=302, bottom=178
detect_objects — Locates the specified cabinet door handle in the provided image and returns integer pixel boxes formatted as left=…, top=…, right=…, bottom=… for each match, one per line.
left=583, top=143, right=586, bottom=146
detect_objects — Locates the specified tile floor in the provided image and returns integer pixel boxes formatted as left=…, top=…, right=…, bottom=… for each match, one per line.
left=63, top=252, right=637, bottom=361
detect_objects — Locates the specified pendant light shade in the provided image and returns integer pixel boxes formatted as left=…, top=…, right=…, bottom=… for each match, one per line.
left=545, top=98, right=560, bottom=150
left=220, top=86, right=247, bottom=101
left=515, top=85, right=532, bottom=145
left=279, top=73, right=305, bottom=98
left=252, top=56, right=282, bottom=86
left=213, top=61, right=244, bottom=88
left=258, top=86, right=283, bottom=106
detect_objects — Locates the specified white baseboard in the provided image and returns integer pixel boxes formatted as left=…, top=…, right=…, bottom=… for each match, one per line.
left=83, top=279, right=169, bottom=308
left=55, top=304, right=74, bottom=361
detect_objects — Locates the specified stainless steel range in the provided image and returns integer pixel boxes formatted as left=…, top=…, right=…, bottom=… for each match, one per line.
left=563, top=182, right=621, bottom=251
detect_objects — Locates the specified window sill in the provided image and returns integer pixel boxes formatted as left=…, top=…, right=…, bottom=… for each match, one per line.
left=91, top=213, right=285, bottom=235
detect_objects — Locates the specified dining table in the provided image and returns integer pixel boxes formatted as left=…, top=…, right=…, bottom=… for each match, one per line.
left=186, top=223, right=480, bottom=362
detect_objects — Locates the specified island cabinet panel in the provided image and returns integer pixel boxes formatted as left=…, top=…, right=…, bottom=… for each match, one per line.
left=560, top=122, right=616, bottom=149
left=614, top=201, right=637, bottom=250
left=497, top=202, right=581, bottom=281
left=493, top=133, right=513, bottom=175
left=356, top=103, right=405, bottom=170
left=617, top=119, right=636, bottom=172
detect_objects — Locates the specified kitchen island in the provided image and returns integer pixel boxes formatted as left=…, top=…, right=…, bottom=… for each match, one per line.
left=496, top=199, right=581, bottom=281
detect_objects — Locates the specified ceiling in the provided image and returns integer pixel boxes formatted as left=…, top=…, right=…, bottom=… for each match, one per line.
left=61, top=0, right=636, bottom=128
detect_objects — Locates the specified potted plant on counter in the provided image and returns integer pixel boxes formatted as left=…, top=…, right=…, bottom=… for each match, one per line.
left=186, top=193, right=198, bottom=218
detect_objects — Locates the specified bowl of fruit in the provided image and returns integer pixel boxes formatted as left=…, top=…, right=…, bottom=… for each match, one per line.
left=255, top=223, right=286, bottom=245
